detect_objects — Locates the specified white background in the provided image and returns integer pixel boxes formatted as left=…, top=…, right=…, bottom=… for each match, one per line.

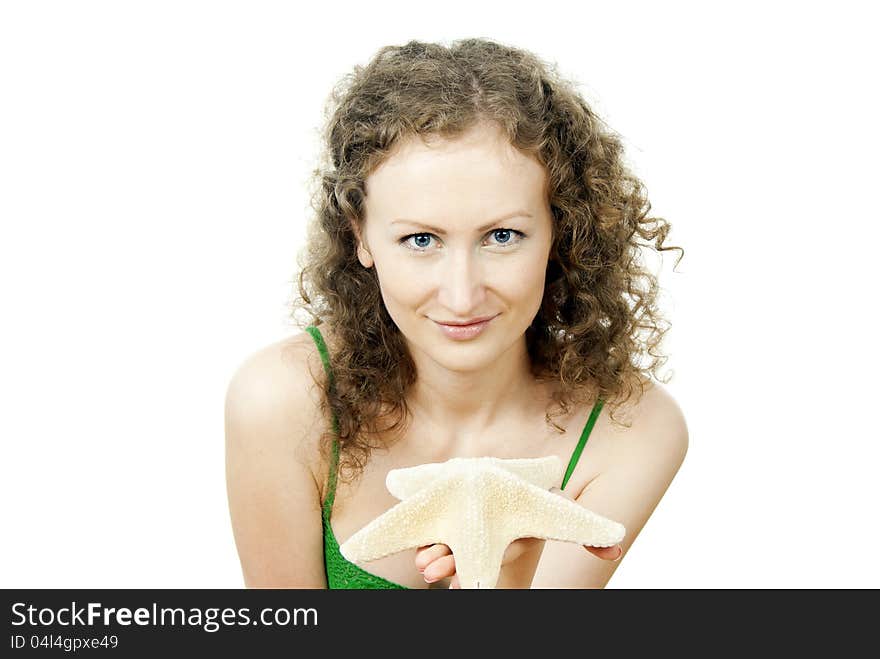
left=1, top=1, right=877, bottom=589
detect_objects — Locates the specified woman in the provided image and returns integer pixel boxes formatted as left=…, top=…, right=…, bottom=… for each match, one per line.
left=225, top=38, right=688, bottom=589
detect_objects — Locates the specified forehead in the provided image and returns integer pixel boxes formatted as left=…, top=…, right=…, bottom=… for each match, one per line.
left=364, top=123, right=548, bottom=218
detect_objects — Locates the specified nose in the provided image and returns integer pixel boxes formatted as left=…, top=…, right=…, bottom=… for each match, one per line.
left=437, top=248, right=487, bottom=314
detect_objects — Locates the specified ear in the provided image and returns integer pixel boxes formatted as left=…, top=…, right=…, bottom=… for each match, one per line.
left=349, top=219, right=374, bottom=269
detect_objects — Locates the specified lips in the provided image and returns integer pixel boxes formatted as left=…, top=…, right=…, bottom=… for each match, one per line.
left=434, top=314, right=497, bottom=327
left=433, top=315, right=497, bottom=341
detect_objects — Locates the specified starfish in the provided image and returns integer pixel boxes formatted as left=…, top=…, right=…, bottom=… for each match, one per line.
left=338, top=455, right=627, bottom=589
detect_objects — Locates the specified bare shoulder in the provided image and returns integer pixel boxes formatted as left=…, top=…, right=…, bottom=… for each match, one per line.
left=531, top=379, right=688, bottom=588
left=224, top=331, right=331, bottom=483
left=616, top=379, right=688, bottom=461
left=598, top=379, right=689, bottom=478
left=223, top=329, right=335, bottom=587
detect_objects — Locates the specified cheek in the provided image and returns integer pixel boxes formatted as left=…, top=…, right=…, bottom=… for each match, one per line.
left=378, top=270, right=421, bottom=301
left=510, top=257, right=548, bottom=299
left=373, top=268, right=424, bottom=318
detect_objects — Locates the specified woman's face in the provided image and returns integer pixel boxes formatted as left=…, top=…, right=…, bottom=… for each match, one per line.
left=355, top=121, right=554, bottom=371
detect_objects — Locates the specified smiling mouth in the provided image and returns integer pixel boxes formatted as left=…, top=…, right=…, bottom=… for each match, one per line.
left=433, top=314, right=498, bottom=327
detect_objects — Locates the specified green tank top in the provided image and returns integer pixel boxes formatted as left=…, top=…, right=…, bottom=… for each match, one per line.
left=304, top=324, right=605, bottom=589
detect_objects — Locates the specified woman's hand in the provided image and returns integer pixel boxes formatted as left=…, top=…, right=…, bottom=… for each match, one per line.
left=414, top=486, right=624, bottom=588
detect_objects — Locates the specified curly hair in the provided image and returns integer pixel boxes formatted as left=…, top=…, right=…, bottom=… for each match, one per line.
left=287, top=37, right=685, bottom=486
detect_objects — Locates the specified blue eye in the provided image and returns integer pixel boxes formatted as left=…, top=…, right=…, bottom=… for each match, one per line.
left=398, top=229, right=525, bottom=252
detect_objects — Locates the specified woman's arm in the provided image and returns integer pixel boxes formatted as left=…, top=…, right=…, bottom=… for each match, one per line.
left=224, top=339, right=328, bottom=588
left=530, top=382, right=689, bottom=588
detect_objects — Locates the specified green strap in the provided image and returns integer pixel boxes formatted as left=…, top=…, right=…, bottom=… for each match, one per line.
left=560, top=397, right=604, bottom=491
left=304, top=325, right=340, bottom=513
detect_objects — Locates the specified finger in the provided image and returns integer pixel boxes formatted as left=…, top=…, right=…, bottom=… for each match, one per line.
left=415, top=544, right=451, bottom=573
left=423, top=554, right=456, bottom=583
left=449, top=573, right=460, bottom=589
left=586, top=544, right=623, bottom=562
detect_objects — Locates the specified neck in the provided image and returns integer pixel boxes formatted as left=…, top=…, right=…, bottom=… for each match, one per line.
left=406, top=337, right=542, bottom=446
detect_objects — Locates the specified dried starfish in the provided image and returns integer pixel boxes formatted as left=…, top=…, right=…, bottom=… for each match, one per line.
left=339, top=455, right=626, bottom=589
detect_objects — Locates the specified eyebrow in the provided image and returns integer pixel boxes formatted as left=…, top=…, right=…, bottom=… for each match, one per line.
left=390, top=211, right=532, bottom=235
